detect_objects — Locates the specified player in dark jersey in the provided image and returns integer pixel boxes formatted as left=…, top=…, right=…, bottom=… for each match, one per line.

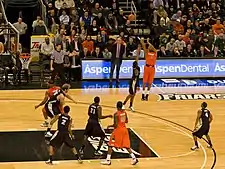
left=45, top=106, right=82, bottom=165
left=123, top=61, right=140, bottom=112
left=191, top=102, right=213, bottom=150
left=79, top=96, right=112, bottom=156
left=35, top=82, right=76, bottom=127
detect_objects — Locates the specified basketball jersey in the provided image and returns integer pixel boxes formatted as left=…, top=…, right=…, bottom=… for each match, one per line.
left=57, top=114, right=71, bottom=132
left=146, top=52, right=157, bottom=66
left=116, top=110, right=128, bottom=128
left=200, top=108, right=211, bottom=127
left=48, top=86, right=61, bottom=98
left=48, top=88, right=65, bottom=105
left=88, top=103, right=100, bottom=122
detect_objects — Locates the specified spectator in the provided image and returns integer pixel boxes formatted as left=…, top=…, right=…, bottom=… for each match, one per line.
left=80, top=47, right=91, bottom=58
left=92, top=47, right=103, bottom=58
left=88, top=20, right=100, bottom=36
left=95, top=35, right=105, bottom=51
left=173, top=47, right=181, bottom=57
left=33, top=20, right=47, bottom=35
left=61, top=35, right=70, bottom=52
left=70, top=9, right=79, bottom=25
left=110, top=37, right=125, bottom=83
left=153, top=5, right=167, bottom=25
left=174, top=35, right=186, bottom=54
left=92, top=3, right=103, bottom=17
left=80, top=11, right=93, bottom=29
left=100, top=29, right=109, bottom=43
left=116, top=9, right=127, bottom=30
left=212, top=18, right=225, bottom=35
left=82, top=36, right=94, bottom=53
left=63, top=55, right=71, bottom=82
left=105, top=13, right=118, bottom=34
left=59, top=10, right=70, bottom=26
left=40, top=37, right=54, bottom=63
left=65, top=0, right=75, bottom=8
left=200, top=18, right=211, bottom=33
left=32, top=16, right=48, bottom=32
left=94, top=13, right=105, bottom=28
left=126, top=37, right=137, bottom=57
left=103, top=48, right=112, bottom=59
left=69, top=35, right=82, bottom=52
left=214, top=33, right=225, bottom=57
left=13, top=17, right=27, bottom=37
left=171, top=11, right=182, bottom=21
left=184, top=44, right=197, bottom=57
left=166, top=38, right=176, bottom=56
left=55, top=0, right=64, bottom=10
left=157, top=45, right=167, bottom=57
left=79, top=28, right=87, bottom=41
left=132, top=44, right=145, bottom=60
left=55, top=28, right=65, bottom=45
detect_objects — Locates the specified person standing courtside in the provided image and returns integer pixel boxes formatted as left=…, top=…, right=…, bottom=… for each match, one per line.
left=50, top=44, right=72, bottom=84
left=191, top=102, right=213, bottom=150
left=110, top=37, right=125, bottom=83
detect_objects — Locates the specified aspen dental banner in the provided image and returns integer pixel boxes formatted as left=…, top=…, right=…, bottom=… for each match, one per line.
left=81, top=59, right=225, bottom=79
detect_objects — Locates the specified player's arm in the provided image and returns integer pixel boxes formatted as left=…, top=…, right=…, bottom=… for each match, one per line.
left=35, top=91, right=49, bottom=109
left=47, top=114, right=60, bottom=131
left=97, top=106, right=113, bottom=119
left=136, top=67, right=140, bottom=88
left=64, top=93, right=77, bottom=104
left=125, top=112, right=128, bottom=123
left=146, top=38, right=157, bottom=53
left=68, top=118, right=74, bottom=139
left=194, top=110, right=202, bottom=129
left=140, top=38, right=147, bottom=53
left=209, top=112, right=213, bottom=124
left=58, top=94, right=65, bottom=107
left=108, top=113, right=118, bottom=129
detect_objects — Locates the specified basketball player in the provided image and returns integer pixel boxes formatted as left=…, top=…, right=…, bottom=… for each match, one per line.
left=140, top=38, right=157, bottom=101
left=79, top=96, right=112, bottom=156
left=101, top=101, right=138, bottom=165
left=123, top=61, right=140, bottom=112
left=35, top=82, right=76, bottom=127
left=45, top=105, right=82, bottom=165
left=191, top=102, right=213, bottom=150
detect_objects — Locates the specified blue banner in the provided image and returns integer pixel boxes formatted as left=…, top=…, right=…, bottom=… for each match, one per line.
left=82, top=59, right=225, bottom=79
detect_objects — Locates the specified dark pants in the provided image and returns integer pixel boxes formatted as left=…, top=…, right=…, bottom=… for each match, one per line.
left=110, top=58, right=122, bottom=81
left=51, top=63, right=65, bottom=84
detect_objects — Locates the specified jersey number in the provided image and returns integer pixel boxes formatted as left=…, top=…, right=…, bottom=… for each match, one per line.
left=205, top=113, right=209, bottom=118
left=90, top=108, right=96, bottom=114
left=61, top=119, right=67, bottom=125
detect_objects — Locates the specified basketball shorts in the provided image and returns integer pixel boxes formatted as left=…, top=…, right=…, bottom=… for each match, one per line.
left=108, top=127, right=130, bottom=148
left=129, top=85, right=137, bottom=95
left=143, top=66, right=155, bottom=84
left=50, top=130, right=75, bottom=148
left=44, top=102, right=62, bottom=118
left=193, top=126, right=210, bottom=139
left=84, top=119, right=106, bottom=138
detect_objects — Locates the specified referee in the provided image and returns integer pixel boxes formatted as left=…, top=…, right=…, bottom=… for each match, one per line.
left=50, top=44, right=71, bottom=84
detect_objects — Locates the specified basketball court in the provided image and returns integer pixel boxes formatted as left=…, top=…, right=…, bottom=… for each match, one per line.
left=0, top=82, right=223, bottom=169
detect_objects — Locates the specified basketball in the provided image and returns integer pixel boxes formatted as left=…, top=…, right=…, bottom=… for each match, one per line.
left=128, top=14, right=135, bottom=21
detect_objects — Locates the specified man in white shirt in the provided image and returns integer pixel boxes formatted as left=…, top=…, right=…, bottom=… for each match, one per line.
left=13, top=18, right=27, bottom=35
left=59, top=10, right=70, bottom=25
left=132, top=44, right=145, bottom=60
left=40, top=37, right=54, bottom=69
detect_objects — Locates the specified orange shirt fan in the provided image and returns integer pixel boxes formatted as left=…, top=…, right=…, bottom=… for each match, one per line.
left=128, top=13, right=135, bottom=21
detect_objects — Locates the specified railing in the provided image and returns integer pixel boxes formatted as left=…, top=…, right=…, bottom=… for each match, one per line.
left=131, top=0, right=137, bottom=26
left=0, top=0, right=20, bottom=52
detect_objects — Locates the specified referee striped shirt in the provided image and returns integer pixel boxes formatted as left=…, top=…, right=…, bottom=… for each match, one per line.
left=51, top=50, right=68, bottom=64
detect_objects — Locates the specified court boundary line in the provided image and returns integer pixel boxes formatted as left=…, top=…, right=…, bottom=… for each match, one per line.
left=129, top=128, right=161, bottom=158
left=0, top=97, right=217, bottom=168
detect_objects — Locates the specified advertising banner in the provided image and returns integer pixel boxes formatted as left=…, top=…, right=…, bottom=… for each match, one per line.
left=82, top=59, right=225, bottom=79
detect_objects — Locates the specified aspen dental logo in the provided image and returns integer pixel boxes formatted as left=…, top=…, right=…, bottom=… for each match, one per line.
left=158, top=93, right=225, bottom=101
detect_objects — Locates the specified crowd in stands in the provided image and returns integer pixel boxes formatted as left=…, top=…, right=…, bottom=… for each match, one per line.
left=1, top=0, right=225, bottom=85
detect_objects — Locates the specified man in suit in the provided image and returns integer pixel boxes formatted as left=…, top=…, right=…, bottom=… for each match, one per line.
left=110, top=37, right=125, bottom=83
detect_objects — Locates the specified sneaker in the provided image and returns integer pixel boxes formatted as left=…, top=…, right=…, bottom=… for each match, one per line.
left=131, top=158, right=139, bottom=165
left=145, top=94, right=149, bottom=101
left=101, top=160, right=111, bottom=165
left=45, top=159, right=53, bottom=165
left=77, top=158, right=83, bottom=164
left=141, top=94, right=145, bottom=101
left=45, top=131, right=53, bottom=138
left=191, top=145, right=199, bottom=151
left=129, top=106, right=135, bottom=112
left=40, top=121, right=48, bottom=127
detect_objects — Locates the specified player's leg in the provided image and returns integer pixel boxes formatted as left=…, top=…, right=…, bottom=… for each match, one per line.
left=191, top=129, right=203, bottom=150
left=123, top=94, right=132, bottom=106
left=45, top=145, right=55, bottom=165
left=41, top=106, right=51, bottom=127
left=79, top=121, right=92, bottom=155
left=94, top=123, right=106, bottom=156
left=101, top=146, right=113, bottom=165
left=79, top=135, right=88, bottom=156
left=129, top=94, right=135, bottom=112
left=127, top=148, right=139, bottom=165
left=205, top=134, right=213, bottom=148
left=64, top=134, right=83, bottom=163
left=142, top=66, right=149, bottom=100
left=146, top=67, right=155, bottom=101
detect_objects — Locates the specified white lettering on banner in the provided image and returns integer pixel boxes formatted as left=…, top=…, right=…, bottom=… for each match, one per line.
left=214, top=63, right=225, bottom=72
left=161, top=79, right=180, bottom=83
left=159, top=93, right=225, bottom=101
left=83, top=63, right=144, bottom=75
left=207, top=80, right=225, bottom=84
left=156, top=64, right=210, bottom=74
left=87, top=135, right=141, bottom=156
left=181, top=80, right=197, bottom=85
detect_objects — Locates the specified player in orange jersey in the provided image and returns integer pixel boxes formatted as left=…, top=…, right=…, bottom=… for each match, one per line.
left=101, top=101, right=138, bottom=165
left=35, top=80, right=77, bottom=127
left=140, top=38, right=157, bottom=101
